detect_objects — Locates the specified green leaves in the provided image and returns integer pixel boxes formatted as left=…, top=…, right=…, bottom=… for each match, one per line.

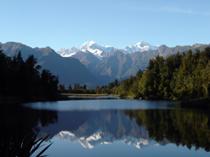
left=113, top=47, right=210, bottom=100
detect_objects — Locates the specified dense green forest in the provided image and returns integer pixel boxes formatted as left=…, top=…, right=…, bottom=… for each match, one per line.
left=0, top=50, right=59, bottom=101
left=108, top=47, right=210, bottom=100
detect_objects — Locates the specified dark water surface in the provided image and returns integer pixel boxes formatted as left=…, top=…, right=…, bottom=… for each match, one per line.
left=1, top=99, right=210, bottom=157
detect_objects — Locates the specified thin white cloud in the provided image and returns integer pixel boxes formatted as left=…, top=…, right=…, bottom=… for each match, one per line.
left=122, top=5, right=210, bottom=17
left=160, top=6, right=210, bottom=16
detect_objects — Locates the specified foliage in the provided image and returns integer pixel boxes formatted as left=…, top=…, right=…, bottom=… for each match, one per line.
left=58, top=83, right=96, bottom=94
left=0, top=50, right=59, bottom=101
left=112, top=48, right=210, bottom=100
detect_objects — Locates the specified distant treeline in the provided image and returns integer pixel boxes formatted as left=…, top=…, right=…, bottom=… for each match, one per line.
left=58, top=83, right=96, bottom=94
left=0, top=50, right=59, bottom=101
left=105, top=47, right=210, bottom=100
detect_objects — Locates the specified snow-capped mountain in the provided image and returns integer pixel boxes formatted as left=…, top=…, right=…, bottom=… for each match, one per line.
left=59, top=47, right=80, bottom=57
left=58, top=41, right=157, bottom=58
left=2, top=41, right=209, bottom=86
left=81, top=41, right=104, bottom=58
left=125, top=41, right=157, bottom=53
left=59, top=41, right=118, bottom=58
left=56, top=41, right=210, bottom=85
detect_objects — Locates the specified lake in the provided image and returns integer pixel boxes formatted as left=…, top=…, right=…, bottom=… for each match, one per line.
left=1, top=99, right=210, bottom=157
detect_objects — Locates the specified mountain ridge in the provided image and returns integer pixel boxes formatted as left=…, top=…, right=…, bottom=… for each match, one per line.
left=0, top=42, right=98, bottom=87
left=1, top=41, right=209, bottom=86
left=58, top=41, right=209, bottom=58
left=58, top=41, right=210, bottom=82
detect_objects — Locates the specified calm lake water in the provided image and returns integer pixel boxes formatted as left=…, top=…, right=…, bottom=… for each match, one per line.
left=1, top=99, right=210, bottom=157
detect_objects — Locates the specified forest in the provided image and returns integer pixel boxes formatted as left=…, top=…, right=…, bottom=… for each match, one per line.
left=107, top=47, right=210, bottom=101
left=1, top=47, right=210, bottom=102
left=0, top=50, right=59, bottom=101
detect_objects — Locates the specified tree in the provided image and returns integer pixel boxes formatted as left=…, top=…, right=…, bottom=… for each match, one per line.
left=112, top=47, right=210, bottom=101
left=0, top=50, right=59, bottom=101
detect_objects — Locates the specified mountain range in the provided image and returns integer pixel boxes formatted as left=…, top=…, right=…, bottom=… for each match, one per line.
left=0, top=41, right=209, bottom=87
left=58, top=41, right=209, bottom=84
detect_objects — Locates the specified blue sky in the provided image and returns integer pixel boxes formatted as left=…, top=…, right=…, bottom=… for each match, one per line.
left=1, top=0, right=210, bottom=50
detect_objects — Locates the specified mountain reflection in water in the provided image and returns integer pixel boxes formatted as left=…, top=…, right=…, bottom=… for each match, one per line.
left=1, top=100, right=210, bottom=157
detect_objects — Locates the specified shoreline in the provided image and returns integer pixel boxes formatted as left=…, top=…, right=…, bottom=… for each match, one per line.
left=0, top=93, right=119, bottom=105
left=118, top=94, right=210, bottom=109
left=1, top=94, right=209, bottom=110
left=60, top=93, right=119, bottom=100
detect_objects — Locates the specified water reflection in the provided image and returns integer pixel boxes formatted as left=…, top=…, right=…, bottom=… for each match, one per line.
left=0, top=104, right=57, bottom=157
left=27, top=99, right=173, bottom=111
left=126, top=109, right=210, bottom=151
left=39, top=109, right=210, bottom=152
left=40, top=110, right=154, bottom=149
left=1, top=100, right=210, bottom=157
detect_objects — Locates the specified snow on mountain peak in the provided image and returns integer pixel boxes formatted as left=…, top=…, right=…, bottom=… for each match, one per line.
left=125, top=41, right=157, bottom=53
left=81, top=40, right=104, bottom=58
left=59, top=47, right=80, bottom=57
left=58, top=41, right=157, bottom=58
left=80, top=41, right=117, bottom=58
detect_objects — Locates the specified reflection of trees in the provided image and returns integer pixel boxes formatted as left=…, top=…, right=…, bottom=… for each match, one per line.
left=126, top=109, right=210, bottom=151
left=0, top=104, right=57, bottom=157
